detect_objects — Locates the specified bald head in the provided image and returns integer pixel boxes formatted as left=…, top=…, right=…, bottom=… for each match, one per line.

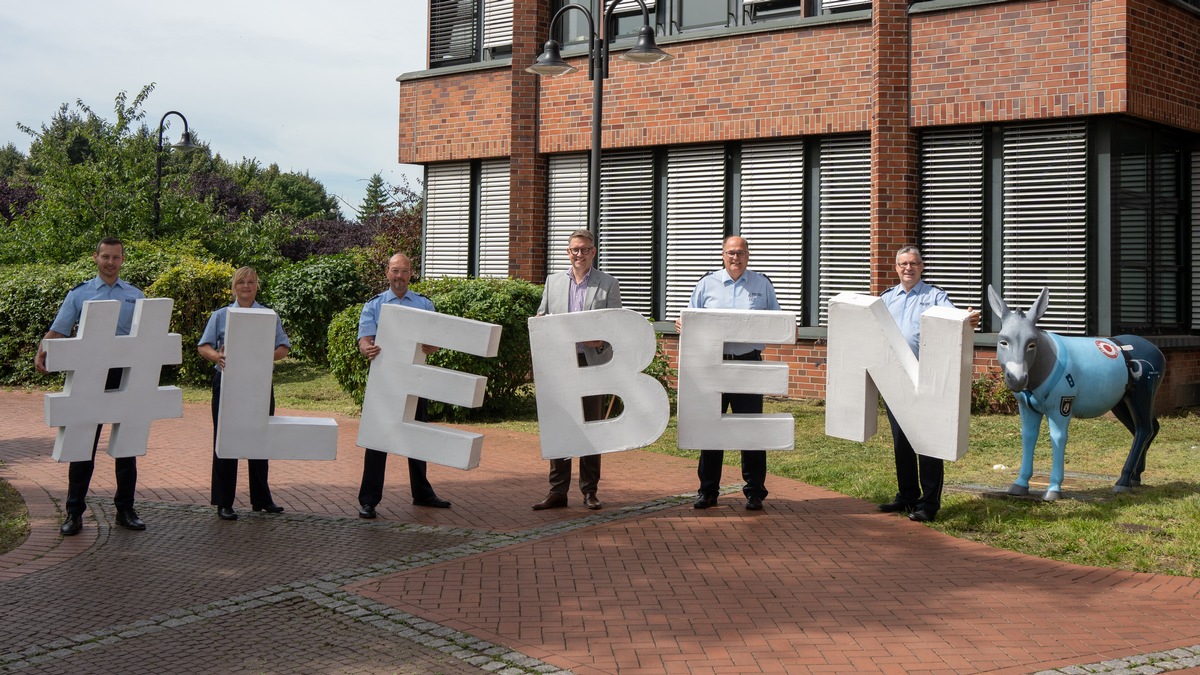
left=387, top=253, right=414, bottom=298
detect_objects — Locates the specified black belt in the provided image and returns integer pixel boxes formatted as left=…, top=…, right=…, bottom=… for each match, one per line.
left=723, top=350, right=761, bottom=361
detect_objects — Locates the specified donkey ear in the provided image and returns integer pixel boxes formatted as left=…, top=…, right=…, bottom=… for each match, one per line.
left=987, top=284, right=1008, bottom=318
left=1028, top=287, right=1049, bottom=323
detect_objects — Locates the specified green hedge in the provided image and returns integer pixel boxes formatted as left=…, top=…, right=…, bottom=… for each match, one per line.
left=326, top=276, right=542, bottom=419
left=147, top=258, right=237, bottom=385
left=327, top=305, right=370, bottom=407
left=0, top=263, right=92, bottom=385
left=267, top=254, right=370, bottom=364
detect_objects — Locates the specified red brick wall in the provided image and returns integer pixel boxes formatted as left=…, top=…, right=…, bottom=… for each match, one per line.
left=910, top=0, right=1129, bottom=127
left=508, top=0, right=549, bottom=283
left=1127, top=0, right=1200, bottom=133
left=535, top=21, right=874, bottom=154
left=871, top=0, right=918, bottom=294
left=398, top=67, right=513, bottom=164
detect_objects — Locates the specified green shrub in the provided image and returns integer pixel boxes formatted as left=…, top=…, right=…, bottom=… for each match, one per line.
left=415, top=276, right=542, bottom=420
left=147, top=258, right=237, bottom=385
left=326, top=276, right=542, bottom=419
left=0, top=263, right=92, bottom=384
left=327, top=304, right=370, bottom=407
left=971, top=371, right=1018, bottom=414
left=266, top=254, right=371, bottom=364
left=117, top=238, right=214, bottom=290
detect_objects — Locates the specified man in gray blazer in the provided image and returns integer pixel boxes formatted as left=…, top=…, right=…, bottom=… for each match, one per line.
left=533, top=228, right=622, bottom=511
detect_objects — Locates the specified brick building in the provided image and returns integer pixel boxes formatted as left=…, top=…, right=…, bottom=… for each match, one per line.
left=397, top=0, right=1200, bottom=410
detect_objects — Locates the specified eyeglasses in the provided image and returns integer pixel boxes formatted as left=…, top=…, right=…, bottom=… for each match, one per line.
left=897, top=262, right=923, bottom=268
left=723, top=250, right=748, bottom=258
left=568, top=247, right=594, bottom=255
left=391, top=269, right=412, bottom=275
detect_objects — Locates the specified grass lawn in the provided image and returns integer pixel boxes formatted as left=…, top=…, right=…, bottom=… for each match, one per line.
left=4, top=364, right=1198, bottom=577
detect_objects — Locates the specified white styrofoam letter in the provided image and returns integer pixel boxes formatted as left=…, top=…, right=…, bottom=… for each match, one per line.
left=357, top=305, right=502, bottom=470
left=824, top=292, right=972, bottom=461
left=44, top=299, right=183, bottom=461
left=528, top=309, right=670, bottom=460
left=216, top=307, right=337, bottom=460
left=676, top=309, right=796, bottom=451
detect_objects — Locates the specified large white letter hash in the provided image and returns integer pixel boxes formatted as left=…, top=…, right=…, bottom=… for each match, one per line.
left=824, top=292, right=972, bottom=461
left=43, top=299, right=183, bottom=462
left=357, top=305, right=501, bottom=470
left=528, top=309, right=669, bottom=460
left=676, top=309, right=796, bottom=451
left=216, top=307, right=337, bottom=460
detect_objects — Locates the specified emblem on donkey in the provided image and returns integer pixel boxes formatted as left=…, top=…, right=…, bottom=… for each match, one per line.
left=987, top=285, right=1165, bottom=501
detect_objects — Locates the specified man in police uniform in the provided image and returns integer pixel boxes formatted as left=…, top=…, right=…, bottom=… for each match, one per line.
left=355, top=252, right=451, bottom=518
left=675, top=235, right=780, bottom=511
left=878, top=246, right=979, bottom=522
left=35, top=237, right=147, bottom=536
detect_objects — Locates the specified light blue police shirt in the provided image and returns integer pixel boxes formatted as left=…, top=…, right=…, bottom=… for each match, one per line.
left=687, top=268, right=781, bottom=355
left=357, top=288, right=436, bottom=340
left=49, top=276, right=145, bottom=337
left=880, top=280, right=954, bottom=357
left=198, top=302, right=291, bottom=372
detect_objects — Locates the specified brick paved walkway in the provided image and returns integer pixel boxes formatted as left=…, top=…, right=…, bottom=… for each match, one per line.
left=2, top=388, right=1199, bottom=674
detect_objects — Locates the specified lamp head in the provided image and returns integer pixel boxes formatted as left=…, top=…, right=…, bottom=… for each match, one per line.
left=169, top=131, right=199, bottom=151
left=620, top=25, right=673, bottom=64
left=526, top=40, right=577, bottom=76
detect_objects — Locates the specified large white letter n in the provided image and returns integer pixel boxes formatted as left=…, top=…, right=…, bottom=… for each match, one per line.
left=824, top=293, right=972, bottom=461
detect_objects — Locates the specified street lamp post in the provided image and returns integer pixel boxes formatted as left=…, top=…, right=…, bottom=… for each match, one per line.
left=154, top=110, right=198, bottom=235
left=527, top=0, right=672, bottom=234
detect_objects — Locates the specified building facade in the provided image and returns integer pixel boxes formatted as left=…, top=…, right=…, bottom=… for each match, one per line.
left=398, top=0, right=1200, bottom=409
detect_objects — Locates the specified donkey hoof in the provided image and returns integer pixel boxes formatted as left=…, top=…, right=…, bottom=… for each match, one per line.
left=1112, top=484, right=1133, bottom=494
left=1130, top=479, right=1141, bottom=487
left=1007, top=484, right=1030, bottom=496
left=1042, top=490, right=1061, bottom=502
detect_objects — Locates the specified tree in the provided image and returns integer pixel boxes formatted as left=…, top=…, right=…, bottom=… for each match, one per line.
left=357, top=172, right=390, bottom=220
left=0, top=143, right=24, bottom=178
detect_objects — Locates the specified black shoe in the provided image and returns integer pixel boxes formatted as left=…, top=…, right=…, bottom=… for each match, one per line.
left=693, top=493, right=718, bottom=509
left=116, top=508, right=146, bottom=531
left=413, top=495, right=451, bottom=508
left=878, top=500, right=916, bottom=514
left=358, top=504, right=377, bottom=519
left=60, top=513, right=82, bottom=536
left=745, top=496, right=764, bottom=511
left=217, top=506, right=238, bottom=521
left=909, top=508, right=937, bottom=523
left=252, top=503, right=284, bottom=514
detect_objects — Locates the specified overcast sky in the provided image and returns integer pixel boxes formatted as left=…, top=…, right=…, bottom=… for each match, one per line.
left=0, top=1, right=428, bottom=219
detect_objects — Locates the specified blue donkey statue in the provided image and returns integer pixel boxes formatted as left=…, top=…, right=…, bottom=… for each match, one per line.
left=987, top=285, right=1165, bottom=501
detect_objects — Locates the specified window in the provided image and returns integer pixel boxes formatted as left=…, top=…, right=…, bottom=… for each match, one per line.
left=1193, top=150, right=1200, bottom=331
left=919, top=122, right=1089, bottom=333
left=543, top=136, right=858, bottom=324
left=556, top=0, right=662, bottom=46
left=816, top=135, right=872, bottom=325
left=430, top=0, right=512, bottom=67
left=919, top=127, right=985, bottom=314
left=599, top=150, right=657, bottom=316
left=817, top=0, right=870, bottom=13
left=739, top=139, right=806, bottom=316
left=422, top=160, right=511, bottom=278
left=424, top=163, right=472, bottom=278
left=1111, top=126, right=1186, bottom=334
left=1001, top=121, right=1088, bottom=333
left=664, top=145, right=727, bottom=319
left=477, top=159, right=511, bottom=277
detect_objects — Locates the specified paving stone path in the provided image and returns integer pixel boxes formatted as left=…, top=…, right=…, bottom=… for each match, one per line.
left=2, top=389, right=1199, bottom=674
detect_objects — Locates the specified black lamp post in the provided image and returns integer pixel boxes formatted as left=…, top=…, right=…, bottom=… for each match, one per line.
left=527, top=0, right=672, bottom=234
left=154, top=110, right=198, bottom=235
